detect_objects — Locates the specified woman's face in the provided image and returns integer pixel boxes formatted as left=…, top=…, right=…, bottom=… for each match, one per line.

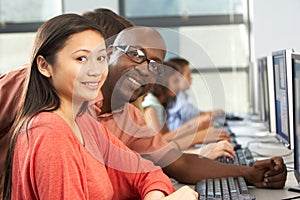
left=50, top=30, right=107, bottom=105
left=167, top=72, right=182, bottom=97
left=179, top=65, right=192, bottom=91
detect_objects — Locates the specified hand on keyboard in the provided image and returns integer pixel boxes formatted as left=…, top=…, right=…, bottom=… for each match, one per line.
left=217, top=147, right=255, bottom=166
left=199, top=140, right=235, bottom=160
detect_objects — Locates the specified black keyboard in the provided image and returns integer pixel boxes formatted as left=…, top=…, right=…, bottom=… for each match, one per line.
left=217, top=147, right=255, bottom=166
left=195, top=176, right=255, bottom=200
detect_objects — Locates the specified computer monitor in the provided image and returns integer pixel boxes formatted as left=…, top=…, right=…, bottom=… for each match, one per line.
left=266, top=56, right=277, bottom=133
left=292, top=53, right=300, bottom=183
left=272, top=49, right=294, bottom=149
left=257, top=56, right=269, bottom=125
left=257, top=57, right=269, bottom=125
left=257, top=56, right=277, bottom=133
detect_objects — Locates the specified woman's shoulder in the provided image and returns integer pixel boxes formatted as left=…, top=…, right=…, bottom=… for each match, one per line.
left=14, top=112, right=81, bottom=158
left=24, top=112, right=73, bottom=140
left=30, top=112, right=68, bottom=128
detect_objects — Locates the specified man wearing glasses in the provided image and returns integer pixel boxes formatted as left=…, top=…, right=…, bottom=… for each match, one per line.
left=93, top=26, right=287, bottom=188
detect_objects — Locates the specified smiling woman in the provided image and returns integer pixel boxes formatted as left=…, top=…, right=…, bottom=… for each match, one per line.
left=2, top=13, right=109, bottom=199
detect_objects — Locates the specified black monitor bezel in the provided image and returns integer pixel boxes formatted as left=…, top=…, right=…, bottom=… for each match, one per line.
left=292, top=53, right=300, bottom=183
left=257, top=56, right=270, bottom=129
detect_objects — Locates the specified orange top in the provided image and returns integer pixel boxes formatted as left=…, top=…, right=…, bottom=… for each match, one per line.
left=94, top=103, right=181, bottom=165
left=12, top=112, right=174, bottom=199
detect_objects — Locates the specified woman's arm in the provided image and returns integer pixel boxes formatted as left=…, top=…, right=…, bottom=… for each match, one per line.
left=144, top=106, right=165, bottom=133
left=143, top=186, right=198, bottom=200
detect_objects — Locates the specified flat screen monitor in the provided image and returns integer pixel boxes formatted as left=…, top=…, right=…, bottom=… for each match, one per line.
left=257, top=56, right=277, bottom=133
left=257, top=57, right=269, bottom=127
left=272, top=49, right=294, bottom=149
left=292, top=53, right=300, bottom=183
left=267, top=56, right=277, bottom=133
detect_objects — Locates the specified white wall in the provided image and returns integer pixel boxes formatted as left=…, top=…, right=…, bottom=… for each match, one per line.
left=64, top=0, right=118, bottom=14
left=0, top=33, right=35, bottom=74
left=250, top=0, right=300, bottom=113
left=252, top=0, right=300, bottom=58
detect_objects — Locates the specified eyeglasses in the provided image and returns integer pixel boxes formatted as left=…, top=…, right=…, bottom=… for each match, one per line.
left=115, top=45, right=164, bottom=76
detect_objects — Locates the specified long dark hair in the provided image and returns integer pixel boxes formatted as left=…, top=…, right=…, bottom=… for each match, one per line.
left=3, top=13, right=105, bottom=199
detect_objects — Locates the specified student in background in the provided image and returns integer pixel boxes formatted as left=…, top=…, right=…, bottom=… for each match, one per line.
left=142, top=61, right=235, bottom=159
left=166, top=57, right=225, bottom=131
left=3, top=13, right=199, bottom=200
left=96, top=25, right=287, bottom=188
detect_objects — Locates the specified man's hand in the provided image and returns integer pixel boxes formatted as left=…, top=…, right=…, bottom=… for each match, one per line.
left=245, top=157, right=287, bottom=189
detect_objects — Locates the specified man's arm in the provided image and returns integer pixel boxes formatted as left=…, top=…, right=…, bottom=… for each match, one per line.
left=160, top=149, right=287, bottom=189
left=0, top=65, right=29, bottom=135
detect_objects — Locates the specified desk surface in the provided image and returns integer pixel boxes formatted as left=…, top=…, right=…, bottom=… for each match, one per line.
left=173, top=171, right=300, bottom=199
left=172, top=158, right=299, bottom=200
left=174, top=121, right=300, bottom=199
left=250, top=171, right=300, bottom=199
left=234, top=123, right=299, bottom=199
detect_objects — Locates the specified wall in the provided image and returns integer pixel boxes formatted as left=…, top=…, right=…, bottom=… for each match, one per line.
left=0, top=33, right=35, bottom=74
left=250, top=0, right=300, bottom=113
left=252, top=0, right=300, bottom=58
left=64, top=0, right=118, bottom=14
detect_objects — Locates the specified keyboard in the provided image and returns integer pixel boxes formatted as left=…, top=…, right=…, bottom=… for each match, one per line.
left=195, top=176, right=255, bottom=200
left=218, top=125, right=256, bottom=167
left=217, top=147, right=255, bottom=166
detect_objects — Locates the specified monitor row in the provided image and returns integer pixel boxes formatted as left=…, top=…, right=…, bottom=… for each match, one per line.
left=256, top=49, right=300, bottom=183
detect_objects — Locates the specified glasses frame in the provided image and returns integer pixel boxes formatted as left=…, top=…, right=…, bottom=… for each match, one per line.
left=115, top=45, right=164, bottom=76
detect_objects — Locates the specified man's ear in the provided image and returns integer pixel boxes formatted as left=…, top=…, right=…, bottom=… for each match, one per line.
left=36, top=55, right=52, bottom=78
left=106, top=45, right=114, bottom=58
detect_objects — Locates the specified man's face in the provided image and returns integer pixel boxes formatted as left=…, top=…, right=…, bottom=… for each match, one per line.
left=106, top=27, right=166, bottom=106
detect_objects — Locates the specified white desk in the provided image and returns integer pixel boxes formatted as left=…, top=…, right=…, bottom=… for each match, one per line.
left=172, top=172, right=300, bottom=199
left=173, top=123, right=300, bottom=199
left=233, top=122, right=300, bottom=199
left=249, top=171, right=300, bottom=200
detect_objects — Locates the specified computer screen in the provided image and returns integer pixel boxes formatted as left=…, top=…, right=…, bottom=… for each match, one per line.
left=292, top=53, right=300, bottom=183
left=272, top=49, right=294, bottom=149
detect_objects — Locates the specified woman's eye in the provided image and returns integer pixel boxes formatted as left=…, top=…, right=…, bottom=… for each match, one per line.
left=77, top=56, right=87, bottom=62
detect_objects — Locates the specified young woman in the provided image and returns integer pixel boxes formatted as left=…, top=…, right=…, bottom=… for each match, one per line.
left=142, top=61, right=235, bottom=159
left=166, top=57, right=225, bottom=131
left=2, top=14, right=198, bottom=200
